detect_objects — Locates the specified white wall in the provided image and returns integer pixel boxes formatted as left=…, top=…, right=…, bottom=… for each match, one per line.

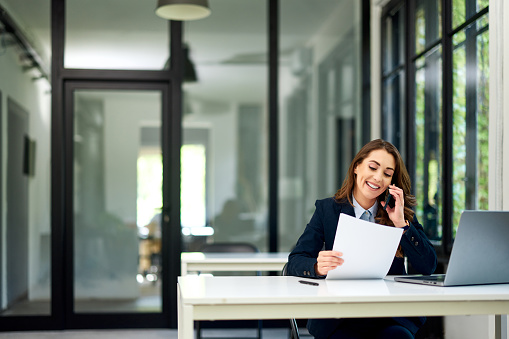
left=445, top=315, right=494, bottom=339
left=0, top=35, right=52, bottom=303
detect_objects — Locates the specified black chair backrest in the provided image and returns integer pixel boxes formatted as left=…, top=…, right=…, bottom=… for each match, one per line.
left=282, top=262, right=289, bottom=276
left=200, top=242, right=259, bottom=253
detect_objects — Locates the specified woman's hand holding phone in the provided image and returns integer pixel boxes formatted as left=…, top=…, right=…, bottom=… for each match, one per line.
left=382, top=184, right=407, bottom=228
left=383, top=190, right=395, bottom=211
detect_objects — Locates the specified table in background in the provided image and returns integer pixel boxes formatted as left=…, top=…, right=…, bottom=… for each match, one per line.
left=177, top=275, right=509, bottom=339
left=180, top=252, right=289, bottom=276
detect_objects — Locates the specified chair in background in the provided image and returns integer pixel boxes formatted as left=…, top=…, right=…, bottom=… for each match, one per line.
left=196, top=242, right=262, bottom=339
left=200, top=242, right=259, bottom=254
left=282, top=262, right=300, bottom=339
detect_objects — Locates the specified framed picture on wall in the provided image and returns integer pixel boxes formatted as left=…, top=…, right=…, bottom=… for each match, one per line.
left=23, top=135, right=36, bottom=177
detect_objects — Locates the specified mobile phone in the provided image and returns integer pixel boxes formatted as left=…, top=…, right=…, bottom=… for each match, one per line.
left=383, top=189, right=395, bottom=211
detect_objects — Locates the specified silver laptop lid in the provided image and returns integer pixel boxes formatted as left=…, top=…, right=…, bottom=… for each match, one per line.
left=444, top=210, right=509, bottom=286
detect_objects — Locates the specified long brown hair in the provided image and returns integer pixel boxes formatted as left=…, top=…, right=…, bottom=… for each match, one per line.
left=335, top=139, right=416, bottom=233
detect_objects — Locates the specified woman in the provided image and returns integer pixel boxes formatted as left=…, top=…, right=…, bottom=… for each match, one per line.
left=287, top=139, right=437, bottom=339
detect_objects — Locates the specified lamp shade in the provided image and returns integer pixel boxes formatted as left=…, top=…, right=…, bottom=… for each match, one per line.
left=155, top=0, right=211, bottom=21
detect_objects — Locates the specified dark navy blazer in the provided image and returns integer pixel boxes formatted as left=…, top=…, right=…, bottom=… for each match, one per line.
left=287, top=197, right=437, bottom=339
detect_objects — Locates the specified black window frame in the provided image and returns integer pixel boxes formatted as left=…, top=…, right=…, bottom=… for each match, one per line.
left=381, top=0, right=489, bottom=258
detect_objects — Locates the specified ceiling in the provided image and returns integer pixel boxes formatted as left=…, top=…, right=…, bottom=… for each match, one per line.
left=0, top=0, right=355, bottom=103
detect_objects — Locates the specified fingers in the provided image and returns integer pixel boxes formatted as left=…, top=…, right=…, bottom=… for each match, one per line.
left=315, top=250, right=344, bottom=276
left=386, top=184, right=406, bottom=225
left=388, top=184, right=404, bottom=204
left=384, top=185, right=404, bottom=212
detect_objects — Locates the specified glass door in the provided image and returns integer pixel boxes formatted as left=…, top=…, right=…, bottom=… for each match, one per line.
left=64, top=81, right=176, bottom=327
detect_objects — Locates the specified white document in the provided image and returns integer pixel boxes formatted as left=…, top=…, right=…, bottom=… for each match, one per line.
left=326, top=213, right=403, bottom=280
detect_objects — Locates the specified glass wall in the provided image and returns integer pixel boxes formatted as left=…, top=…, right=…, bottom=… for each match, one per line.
left=181, top=0, right=268, bottom=252
left=0, top=0, right=52, bottom=316
left=279, top=0, right=362, bottom=251
left=73, top=89, right=162, bottom=313
left=65, top=0, right=169, bottom=70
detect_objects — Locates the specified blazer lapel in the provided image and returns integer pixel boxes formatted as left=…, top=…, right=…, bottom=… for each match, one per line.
left=334, top=199, right=355, bottom=217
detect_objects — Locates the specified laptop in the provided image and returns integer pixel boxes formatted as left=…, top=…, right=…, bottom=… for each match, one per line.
left=394, top=210, right=509, bottom=286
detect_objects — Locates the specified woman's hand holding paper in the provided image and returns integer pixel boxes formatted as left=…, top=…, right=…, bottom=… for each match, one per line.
left=315, top=250, right=344, bottom=276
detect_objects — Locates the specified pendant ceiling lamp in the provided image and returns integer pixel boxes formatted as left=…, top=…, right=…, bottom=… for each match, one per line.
left=155, top=0, right=211, bottom=21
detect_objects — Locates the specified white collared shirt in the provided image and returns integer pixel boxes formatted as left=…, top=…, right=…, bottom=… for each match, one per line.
left=352, top=195, right=378, bottom=223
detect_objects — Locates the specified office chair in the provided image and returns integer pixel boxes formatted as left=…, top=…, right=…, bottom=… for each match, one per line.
left=199, top=242, right=259, bottom=254
left=196, top=242, right=262, bottom=339
left=282, top=262, right=301, bottom=339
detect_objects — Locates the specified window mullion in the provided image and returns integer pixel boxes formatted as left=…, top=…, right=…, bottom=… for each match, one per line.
left=464, top=0, right=479, bottom=210
left=406, top=0, right=416, bottom=193
left=442, top=0, right=454, bottom=254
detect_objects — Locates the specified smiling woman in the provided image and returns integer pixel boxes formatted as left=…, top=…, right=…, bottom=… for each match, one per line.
left=286, top=139, right=437, bottom=339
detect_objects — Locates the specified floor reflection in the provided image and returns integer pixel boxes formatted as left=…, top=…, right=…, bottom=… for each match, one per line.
left=1, top=280, right=161, bottom=316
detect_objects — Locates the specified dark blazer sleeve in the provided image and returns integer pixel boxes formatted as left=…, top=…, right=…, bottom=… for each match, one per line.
left=287, top=198, right=346, bottom=278
left=399, top=215, right=437, bottom=275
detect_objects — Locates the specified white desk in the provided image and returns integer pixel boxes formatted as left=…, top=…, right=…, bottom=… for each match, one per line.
left=177, top=275, right=509, bottom=339
left=180, top=252, right=289, bottom=276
